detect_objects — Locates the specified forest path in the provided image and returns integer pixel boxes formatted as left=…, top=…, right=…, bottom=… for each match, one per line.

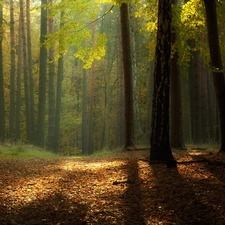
left=0, top=148, right=225, bottom=225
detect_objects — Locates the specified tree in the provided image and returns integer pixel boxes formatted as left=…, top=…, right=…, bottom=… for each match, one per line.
left=15, top=8, right=23, bottom=140
left=20, top=0, right=31, bottom=141
left=9, top=0, right=16, bottom=141
left=150, top=0, right=175, bottom=165
left=26, top=0, right=35, bottom=143
left=120, top=3, right=135, bottom=149
left=0, top=2, right=4, bottom=142
left=47, top=0, right=56, bottom=151
left=35, top=0, right=48, bottom=147
left=203, top=0, right=225, bottom=152
left=53, top=11, right=64, bottom=153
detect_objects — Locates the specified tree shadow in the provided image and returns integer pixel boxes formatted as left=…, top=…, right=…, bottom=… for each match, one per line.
left=0, top=192, right=87, bottom=225
left=150, top=164, right=221, bottom=225
left=121, top=158, right=145, bottom=225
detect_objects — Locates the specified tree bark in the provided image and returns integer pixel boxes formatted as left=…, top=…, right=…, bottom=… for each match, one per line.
left=120, top=3, right=135, bottom=149
left=203, top=0, right=225, bottom=152
left=47, top=0, right=56, bottom=151
left=54, top=11, right=64, bottom=153
left=9, top=0, right=16, bottom=141
left=26, top=0, right=35, bottom=143
left=15, top=11, right=23, bottom=140
left=20, top=0, right=31, bottom=141
left=150, top=0, right=175, bottom=163
left=35, top=0, right=48, bottom=147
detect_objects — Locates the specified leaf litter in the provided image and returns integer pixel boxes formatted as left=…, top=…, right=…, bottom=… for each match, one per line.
left=0, top=148, right=225, bottom=225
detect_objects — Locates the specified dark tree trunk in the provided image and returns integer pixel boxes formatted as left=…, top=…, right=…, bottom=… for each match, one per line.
left=150, top=0, right=175, bottom=163
left=120, top=3, right=135, bottom=149
left=9, top=0, right=16, bottom=141
left=36, top=0, right=48, bottom=147
left=203, top=0, right=225, bottom=152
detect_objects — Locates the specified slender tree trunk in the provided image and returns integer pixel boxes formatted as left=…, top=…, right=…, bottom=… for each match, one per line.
left=47, top=0, right=56, bottom=151
left=26, top=0, right=35, bottom=142
left=0, top=3, right=4, bottom=142
left=170, top=0, right=185, bottom=149
left=120, top=3, right=135, bottom=149
left=203, top=0, right=225, bottom=151
left=54, top=11, right=64, bottom=153
left=16, top=13, right=23, bottom=140
left=150, top=0, right=175, bottom=164
left=87, top=22, right=96, bottom=154
left=20, top=0, right=31, bottom=141
left=9, top=0, right=16, bottom=141
left=36, top=0, right=48, bottom=147
left=129, top=6, right=143, bottom=146
left=82, top=68, right=88, bottom=155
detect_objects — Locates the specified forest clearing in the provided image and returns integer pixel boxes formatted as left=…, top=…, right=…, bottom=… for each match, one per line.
left=0, top=148, right=225, bottom=225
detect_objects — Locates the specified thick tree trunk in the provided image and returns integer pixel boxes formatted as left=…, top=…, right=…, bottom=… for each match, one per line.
left=150, top=0, right=175, bottom=163
left=120, top=3, right=135, bottom=149
left=203, top=0, right=225, bottom=152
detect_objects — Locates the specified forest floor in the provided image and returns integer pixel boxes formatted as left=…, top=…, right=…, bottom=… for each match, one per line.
left=0, top=148, right=225, bottom=225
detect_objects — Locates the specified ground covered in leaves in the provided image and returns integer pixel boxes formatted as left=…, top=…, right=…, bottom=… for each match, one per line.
left=0, top=148, right=225, bottom=225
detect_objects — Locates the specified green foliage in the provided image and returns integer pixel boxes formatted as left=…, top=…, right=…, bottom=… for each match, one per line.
left=75, top=33, right=107, bottom=69
left=0, top=144, right=57, bottom=158
left=45, top=0, right=107, bottom=68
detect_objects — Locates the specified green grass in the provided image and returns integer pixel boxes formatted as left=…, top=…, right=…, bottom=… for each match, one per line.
left=0, top=144, right=57, bottom=158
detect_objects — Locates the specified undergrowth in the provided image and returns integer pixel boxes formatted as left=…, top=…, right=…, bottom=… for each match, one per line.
left=0, top=144, right=57, bottom=158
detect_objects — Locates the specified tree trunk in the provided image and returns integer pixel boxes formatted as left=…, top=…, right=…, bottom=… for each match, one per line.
left=36, top=0, right=48, bottom=147
left=0, top=3, right=4, bottom=142
left=9, top=0, right=16, bottom=141
left=47, top=0, right=56, bottom=151
left=54, top=11, right=64, bottom=153
left=203, top=0, right=225, bottom=152
left=20, top=0, right=31, bottom=141
left=150, top=0, right=175, bottom=163
left=82, top=68, right=88, bottom=155
left=26, top=0, right=35, bottom=143
left=120, top=3, right=135, bottom=149
left=15, top=11, right=23, bottom=140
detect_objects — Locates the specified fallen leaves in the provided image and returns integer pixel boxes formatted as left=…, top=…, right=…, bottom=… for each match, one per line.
left=0, top=149, right=225, bottom=224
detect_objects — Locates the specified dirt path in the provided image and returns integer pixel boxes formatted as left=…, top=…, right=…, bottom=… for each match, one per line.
left=0, top=149, right=225, bottom=225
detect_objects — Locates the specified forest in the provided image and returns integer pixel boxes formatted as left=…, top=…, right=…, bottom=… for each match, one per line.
left=1, top=0, right=225, bottom=224
left=0, top=0, right=224, bottom=155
